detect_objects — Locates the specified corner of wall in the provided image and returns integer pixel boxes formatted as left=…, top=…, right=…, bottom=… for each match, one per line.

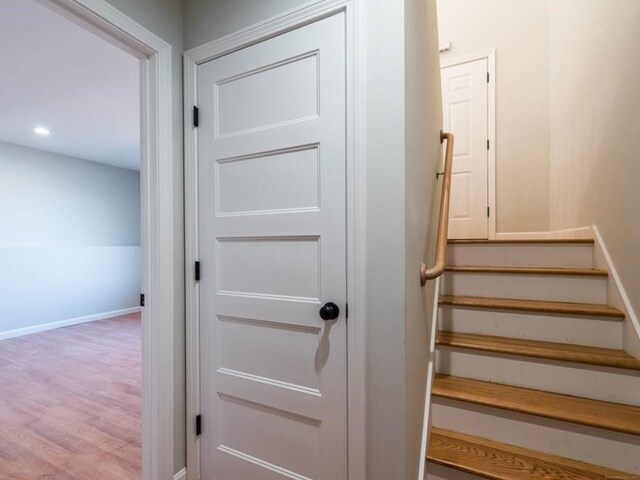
left=592, top=225, right=640, bottom=360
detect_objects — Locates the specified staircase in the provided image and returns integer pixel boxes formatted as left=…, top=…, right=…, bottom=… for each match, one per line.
left=426, top=239, right=640, bottom=479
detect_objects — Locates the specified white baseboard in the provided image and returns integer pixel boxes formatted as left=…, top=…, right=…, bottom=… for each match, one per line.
left=592, top=225, right=640, bottom=360
left=495, top=226, right=594, bottom=240
left=0, top=307, right=142, bottom=341
left=174, top=468, right=187, bottom=480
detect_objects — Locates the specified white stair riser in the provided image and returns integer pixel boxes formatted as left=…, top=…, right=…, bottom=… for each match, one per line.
left=436, top=348, right=640, bottom=405
left=439, top=307, right=623, bottom=349
left=427, top=463, right=486, bottom=480
left=432, top=399, right=640, bottom=473
left=441, top=272, right=607, bottom=304
left=447, top=244, right=594, bottom=268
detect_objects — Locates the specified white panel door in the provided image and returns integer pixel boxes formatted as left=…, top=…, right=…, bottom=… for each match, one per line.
left=441, top=59, right=489, bottom=239
left=197, top=13, right=347, bottom=480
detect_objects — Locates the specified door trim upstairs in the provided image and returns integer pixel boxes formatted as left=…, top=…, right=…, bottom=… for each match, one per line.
left=183, top=1, right=366, bottom=479
left=441, top=49, right=497, bottom=239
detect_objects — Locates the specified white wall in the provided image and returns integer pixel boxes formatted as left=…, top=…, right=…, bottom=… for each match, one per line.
left=437, top=0, right=552, bottom=233
left=549, top=0, right=640, bottom=314
left=364, top=0, right=408, bottom=475
left=365, top=1, right=443, bottom=477
left=404, top=0, right=442, bottom=477
left=0, top=142, right=140, bottom=333
left=99, top=0, right=186, bottom=472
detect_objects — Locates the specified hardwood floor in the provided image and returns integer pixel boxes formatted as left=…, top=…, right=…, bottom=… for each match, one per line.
left=0, top=314, right=141, bottom=480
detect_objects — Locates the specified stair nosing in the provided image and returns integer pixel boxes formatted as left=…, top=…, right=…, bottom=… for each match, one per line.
left=448, top=238, right=594, bottom=245
left=427, top=427, right=629, bottom=479
left=436, top=331, right=640, bottom=371
left=439, top=295, right=625, bottom=319
left=444, top=266, right=608, bottom=277
left=432, top=374, right=640, bottom=436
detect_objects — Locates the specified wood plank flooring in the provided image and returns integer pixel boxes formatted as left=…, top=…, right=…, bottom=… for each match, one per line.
left=0, top=314, right=141, bottom=480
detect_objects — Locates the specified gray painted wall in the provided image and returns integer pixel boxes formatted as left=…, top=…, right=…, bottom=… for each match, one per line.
left=363, top=0, right=408, bottom=476
left=363, top=1, right=441, bottom=478
left=184, top=0, right=307, bottom=50
left=0, top=142, right=140, bottom=333
left=100, top=0, right=186, bottom=472
left=0, top=142, right=140, bottom=248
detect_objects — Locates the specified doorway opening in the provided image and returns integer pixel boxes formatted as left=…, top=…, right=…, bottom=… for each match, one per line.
left=0, top=1, right=142, bottom=476
left=439, top=51, right=496, bottom=240
left=0, top=0, right=176, bottom=478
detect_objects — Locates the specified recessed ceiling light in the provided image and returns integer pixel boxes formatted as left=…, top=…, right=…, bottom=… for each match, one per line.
left=33, top=127, right=51, bottom=136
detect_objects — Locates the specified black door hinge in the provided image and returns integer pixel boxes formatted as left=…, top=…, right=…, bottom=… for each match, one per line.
left=487, top=72, right=490, bottom=83
left=196, top=415, right=202, bottom=436
left=487, top=139, right=490, bottom=150
left=345, top=303, right=349, bottom=320
left=193, top=106, right=199, bottom=128
left=487, top=206, right=490, bottom=218
left=140, top=294, right=145, bottom=307
left=195, top=261, right=201, bottom=281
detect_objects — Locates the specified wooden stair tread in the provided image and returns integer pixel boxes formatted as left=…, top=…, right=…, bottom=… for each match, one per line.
left=445, top=266, right=608, bottom=277
left=448, top=239, right=594, bottom=244
left=439, top=295, right=625, bottom=319
left=437, top=331, right=640, bottom=370
left=433, top=375, right=640, bottom=435
left=428, top=427, right=628, bottom=480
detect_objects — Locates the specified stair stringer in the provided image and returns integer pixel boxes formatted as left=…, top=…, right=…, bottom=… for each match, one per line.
left=418, top=276, right=440, bottom=480
left=593, top=225, right=640, bottom=360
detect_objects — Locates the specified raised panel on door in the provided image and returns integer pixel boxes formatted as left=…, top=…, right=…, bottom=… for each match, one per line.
left=197, top=12, right=347, bottom=480
left=441, top=58, right=489, bottom=239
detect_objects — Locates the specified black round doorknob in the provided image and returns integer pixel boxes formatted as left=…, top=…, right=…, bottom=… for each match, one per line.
left=319, top=302, right=340, bottom=321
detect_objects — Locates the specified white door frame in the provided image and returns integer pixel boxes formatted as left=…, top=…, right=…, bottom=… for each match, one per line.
left=184, top=1, right=366, bottom=479
left=40, top=1, right=177, bottom=478
left=441, top=50, right=497, bottom=239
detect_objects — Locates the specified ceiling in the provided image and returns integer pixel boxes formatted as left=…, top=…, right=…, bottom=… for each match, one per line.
left=0, top=0, right=140, bottom=170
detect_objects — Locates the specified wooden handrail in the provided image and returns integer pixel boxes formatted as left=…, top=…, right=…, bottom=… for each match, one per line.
left=421, top=131, right=454, bottom=286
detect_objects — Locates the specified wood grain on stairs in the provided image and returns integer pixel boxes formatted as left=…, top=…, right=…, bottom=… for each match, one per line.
left=447, top=239, right=594, bottom=244
left=436, top=331, right=640, bottom=370
left=444, top=266, right=608, bottom=276
left=427, top=427, right=629, bottom=480
left=432, top=375, right=640, bottom=436
left=439, top=295, right=625, bottom=319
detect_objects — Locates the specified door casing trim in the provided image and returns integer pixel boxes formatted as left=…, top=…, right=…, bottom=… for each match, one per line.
left=441, top=49, right=497, bottom=239
left=183, top=1, right=366, bottom=478
left=39, top=0, right=177, bottom=478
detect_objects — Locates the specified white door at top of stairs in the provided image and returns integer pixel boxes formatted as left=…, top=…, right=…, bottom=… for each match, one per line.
left=441, top=58, right=489, bottom=240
